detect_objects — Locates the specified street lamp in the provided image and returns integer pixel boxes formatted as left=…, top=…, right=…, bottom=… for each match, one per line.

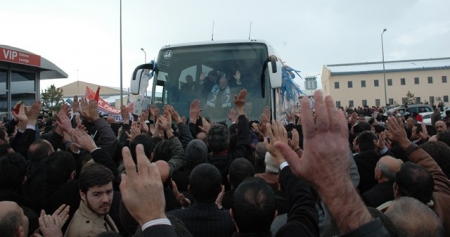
left=381, top=28, right=387, bottom=106
left=119, top=0, right=123, bottom=106
left=141, top=48, right=147, bottom=63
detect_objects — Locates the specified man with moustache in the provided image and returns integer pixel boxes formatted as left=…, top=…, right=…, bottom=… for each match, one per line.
left=65, top=163, right=118, bottom=237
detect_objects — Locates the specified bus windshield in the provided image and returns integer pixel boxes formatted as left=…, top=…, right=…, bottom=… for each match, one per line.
left=153, top=42, right=270, bottom=122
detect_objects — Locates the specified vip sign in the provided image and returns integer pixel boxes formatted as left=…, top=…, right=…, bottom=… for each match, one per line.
left=0, top=47, right=41, bottom=67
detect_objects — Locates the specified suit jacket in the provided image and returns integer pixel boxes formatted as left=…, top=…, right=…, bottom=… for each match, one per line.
left=167, top=202, right=235, bottom=237
left=354, top=150, right=392, bottom=194
left=65, top=200, right=118, bottom=237
left=275, top=166, right=319, bottom=237
left=361, top=181, right=395, bottom=208
left=143, top=225, right=177, bottom=237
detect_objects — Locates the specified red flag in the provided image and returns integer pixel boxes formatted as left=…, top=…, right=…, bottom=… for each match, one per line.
left=94, top=87, right=101, bottom=102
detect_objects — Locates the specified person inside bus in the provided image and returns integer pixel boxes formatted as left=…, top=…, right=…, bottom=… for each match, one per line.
left=199, top=70, right=219, bottom=96
left=205, top=76, right=232, bottom=119
left=180, top=75, right=198, bottom=91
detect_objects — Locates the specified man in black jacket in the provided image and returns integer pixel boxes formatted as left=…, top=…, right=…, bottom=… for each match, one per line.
left=206, top=90, right=252, bottom=189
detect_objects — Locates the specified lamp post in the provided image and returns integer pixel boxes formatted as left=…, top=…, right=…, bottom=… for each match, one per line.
left=381, top=28, right=387, bottom=106
left=119, top=0, right=123, bottom=106
left=141, top=48, right=147, bottom=63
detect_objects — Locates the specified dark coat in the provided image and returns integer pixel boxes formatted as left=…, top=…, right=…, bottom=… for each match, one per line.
left=361, top=181, right=395, bottom=208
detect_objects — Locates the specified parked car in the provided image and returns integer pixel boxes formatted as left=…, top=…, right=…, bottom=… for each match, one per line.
left=421, top=112, right=434, bottom=125
left=384, top=104, right=433, bottom=118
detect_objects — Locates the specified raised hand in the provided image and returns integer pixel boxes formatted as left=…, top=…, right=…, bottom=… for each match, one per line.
left=72, top=95, right=80, bottom=113
left=59, top=100, right=70, bottom=117
left=56, top=111, right=72, bottom=133
left=189, top=99, right=201, bottom=123
left=260, top=114, right=270, bottom=136
left=26, top=101, right=42, bottom=124
left=198, top=117, right=211, bottom=133
left=88, top=100, right=100, bottom=122
left=263, top=121, right=288, bottom=166
left=80, top=98, right=90, bottom=120
left=166, top=105, right=183, bottom=124
left=120, top=145, right=167, bottom=225
left=418, top=123, right=429, bottom=141
left=272, top=91, right=372, bottom=234
left=215, top=185, right=225, bottom=209
left=274, top=91, right=350, bottom=189
left=70, top=128, right=97, bottom=153
left=171, top=180, right=191, bottom=208
left=233, top=89, right=247, bottom=113
left=385, top=117, right=410, bottom=149
left=121, top=105, right=130, bottom=124
left=374, top=131, right=387, bottom=151
left=139, top=110, right=149, bottom=133
left=12, top=104, right=28, bottom=122
left=233, top=70, right=241, bottom=83
left=157, top=115, right=170, bottom=131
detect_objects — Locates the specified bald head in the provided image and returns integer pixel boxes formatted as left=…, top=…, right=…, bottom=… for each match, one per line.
left=0, top=201, right=29, bottom=237
left=375, top=155, right=403, bottom=182
left=435, top=121, right=447, bottom=134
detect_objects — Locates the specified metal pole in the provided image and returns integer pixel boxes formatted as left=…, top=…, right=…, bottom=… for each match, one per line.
left=381, top=28, right=387, bottom=106
left=120, top=0, right=124, bottom=106
left=141, top=48, right=146, bottom=63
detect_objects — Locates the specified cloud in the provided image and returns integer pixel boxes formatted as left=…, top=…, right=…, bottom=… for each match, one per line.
left=395, top=21, right=450, bottom=45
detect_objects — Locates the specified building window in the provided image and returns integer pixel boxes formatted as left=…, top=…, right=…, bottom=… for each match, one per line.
left=374, top=79, right=379, bottom=87
left=375, top=99, right=380, bottom=107
left=428, top=77, right=433, bottom=84
left=336, top=101, right=341, bottom=108
left=401, top=78, right=406, bottom=85
left=415, top=97, right=421, bottom=104
left=389, top=98, right=394, bottom=106
left=414, top=77, right=420, bottom=84
left=442, top=76, right=447, bottom=83
left=348, top=81, right=353, bottom=88
left=361, top=80, right=366, bottom=88
left=349, top=100, right=354, bottom=107
left=444, top=96, right=449, bottom=103
left=387, top=79, right=392, bottom=86
left=362, top=100, right=367, bottom=106
left=334, top=82, right=339, bottom=89
left=430, top=96, right=435, bottom=105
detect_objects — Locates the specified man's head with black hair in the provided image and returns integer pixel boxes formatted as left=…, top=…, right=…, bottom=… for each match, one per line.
left=188, top=163, right=222, bottom=203
left=228, top=158, right=255, bottom=190
left=206, top=124, right=230, bottom=152
left=355, top=131, right=377, bottom=152
left=231, top=178, right=276, bottom=234
left=129, top=134, right=155, bottom=162
left=0, top=153, right=27, bottom=192
left=45, top=151, right=76, bottom=186
left=395, top=162, right=434, bottom=205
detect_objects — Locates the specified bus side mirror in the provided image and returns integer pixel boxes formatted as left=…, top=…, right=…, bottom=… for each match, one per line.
left=130, top=63, right=154, bottom=95
left=268, top=55, right=282, bottom=88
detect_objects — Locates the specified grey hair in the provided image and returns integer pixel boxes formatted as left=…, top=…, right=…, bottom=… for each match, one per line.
left=0, top=211, right=23, bottom=237
left=378, top=162, right=396, bottom=181
left=386, top=197, right=445, bottom=237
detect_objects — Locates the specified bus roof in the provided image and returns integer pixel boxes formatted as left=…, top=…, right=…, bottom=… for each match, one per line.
left=159, top=39, right=271, bottom=50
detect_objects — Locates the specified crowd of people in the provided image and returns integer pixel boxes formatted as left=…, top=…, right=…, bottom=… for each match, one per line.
left=0, top=89, right=450, bottom=237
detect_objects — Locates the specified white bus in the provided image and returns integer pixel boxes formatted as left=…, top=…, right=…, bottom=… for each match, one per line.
left=130, top=39, right=307, bottom=122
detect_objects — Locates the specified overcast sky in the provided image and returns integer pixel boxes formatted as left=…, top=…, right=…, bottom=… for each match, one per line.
left=1, top=0, right=449, bottom=92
